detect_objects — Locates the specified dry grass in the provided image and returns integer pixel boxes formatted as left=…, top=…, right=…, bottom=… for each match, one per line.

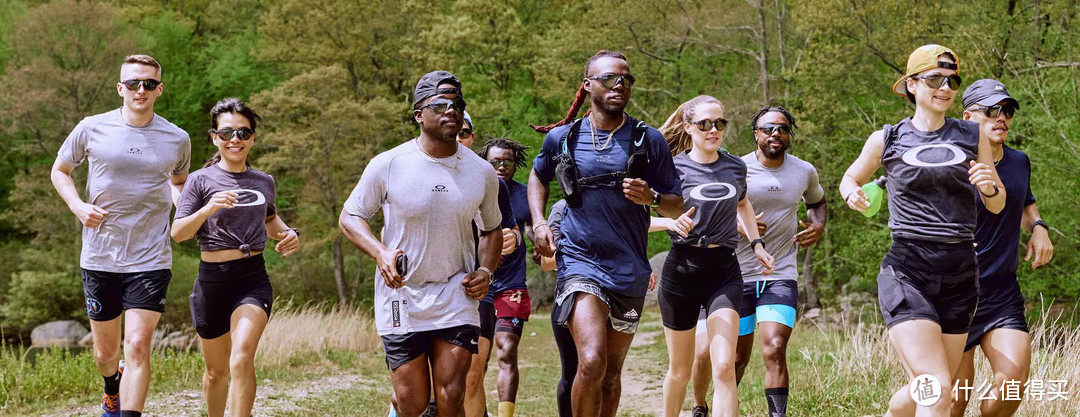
left=258, top=302, right=380, bottom=367
left=800, top=302, right=1079, bottom=416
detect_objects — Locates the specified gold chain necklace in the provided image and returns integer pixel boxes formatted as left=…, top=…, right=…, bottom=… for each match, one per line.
left=414, top=138, right=460, bottom=169
left=589, top=113, right=626, bottom=151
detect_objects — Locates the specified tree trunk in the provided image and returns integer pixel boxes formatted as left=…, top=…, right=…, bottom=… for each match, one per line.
left=754, top=0, right=770, bottom=102
left=332, top=235, right=348, bottom=302
left=801, top=246, right=821, bottom=308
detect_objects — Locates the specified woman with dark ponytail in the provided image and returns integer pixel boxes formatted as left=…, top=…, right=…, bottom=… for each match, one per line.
left=171, top=98, right=299, bottom=417
left=655, top=95, right=773, bottom=417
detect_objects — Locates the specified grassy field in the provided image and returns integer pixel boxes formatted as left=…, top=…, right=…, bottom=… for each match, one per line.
left=2, top=303, right=1077, bottom=416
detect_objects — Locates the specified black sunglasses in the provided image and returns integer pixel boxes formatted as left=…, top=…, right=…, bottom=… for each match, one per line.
left=691, top=118, right=728, bottom=132
left=755, top=123, right=793, bottom=136
left=209, top=127, right=255, bottom=141
left=121, top=79, right=161, bottom=91
left=418, top=98, right=466, bottom=114
left=458, top=128, right=474, bottom=138
left=587, top=73, right=636, bottom=89
left=971, top=104, right=1016, bottom=119
left=913, top=73, right=962, bottom=90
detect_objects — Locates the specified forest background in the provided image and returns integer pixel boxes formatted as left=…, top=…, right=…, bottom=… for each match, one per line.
left=0, top=0, right=1077, bottom=339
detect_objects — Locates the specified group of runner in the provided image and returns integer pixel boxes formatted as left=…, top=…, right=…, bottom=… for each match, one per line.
left=51, top=44, right=1053, bottom=417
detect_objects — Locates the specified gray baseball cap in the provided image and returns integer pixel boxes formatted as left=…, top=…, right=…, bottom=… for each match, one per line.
left=962, top=79, right=1020, bottom=110
left=413, top=70, right=463, bottom=108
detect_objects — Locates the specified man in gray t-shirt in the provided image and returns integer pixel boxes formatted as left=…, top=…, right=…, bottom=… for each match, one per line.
left=724, top=107, right=826, bottom=417
left=339, top=71, right=502, bottom=417
left=50, top=55, right=190, bottom=417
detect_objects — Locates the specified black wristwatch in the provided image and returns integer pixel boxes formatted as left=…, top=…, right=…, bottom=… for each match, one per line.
left=1032, top=220, right=1049, bottom=233
left=285, top=227, right=300, bottom=237
left=648, top=188, right=662, bottom=207
left=751, top=238, right=765, bottom=251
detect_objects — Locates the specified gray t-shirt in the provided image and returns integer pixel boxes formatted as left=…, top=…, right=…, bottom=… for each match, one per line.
left=57, top=109, right=191, bottom=273
left=344, top=139, right=501, bottom=335
left=736, top=153, right=824, bottom=282
left=882, top=117, right=980, bottom=242
left=668, top=150, right=747, bottom=248
left=174, top=165, right=277, bottom=253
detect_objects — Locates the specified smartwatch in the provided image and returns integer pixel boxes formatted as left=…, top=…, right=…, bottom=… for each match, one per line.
left=648, top=188, right=662, bottom=207
left=1032, top=220, right=1049, bottom=233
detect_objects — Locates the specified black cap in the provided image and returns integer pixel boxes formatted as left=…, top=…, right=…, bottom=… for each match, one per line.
left=962, top=79, right=1020, bottom=110
left=413, top=70, right=463, bottom=108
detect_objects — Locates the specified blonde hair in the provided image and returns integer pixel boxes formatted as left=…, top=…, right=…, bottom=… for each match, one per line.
left=659, top=95, right=723, bottom=156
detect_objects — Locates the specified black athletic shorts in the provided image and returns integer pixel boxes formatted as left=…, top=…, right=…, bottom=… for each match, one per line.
left=82, top=268, right=172, bottom=321
left=190, top=255, right=273, bottom=340
left=658, top=244, right=743, bottom=331
left=552, top=275, right=645, bottom=334
left=877, top=237, right=979, bottom=335
left=495, top=317, right=526, bottom=337
left=381, top=324, right=480, bottom=370
left=478, top=300, right=496, bottom=341
left=965, top=284, right=1028, bottom=351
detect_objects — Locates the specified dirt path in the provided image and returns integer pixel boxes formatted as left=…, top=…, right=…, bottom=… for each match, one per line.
left=621, top=329, right=667, bottom=416
left=49, top=372, right=368, bottom=417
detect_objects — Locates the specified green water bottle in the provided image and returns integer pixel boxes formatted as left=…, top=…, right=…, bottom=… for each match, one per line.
left=861, top=176, right=887, bottom=217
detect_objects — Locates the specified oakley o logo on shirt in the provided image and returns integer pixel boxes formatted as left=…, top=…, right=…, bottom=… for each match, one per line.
left=689, top=182, right=737, bottom=201
left=224, top=189, right=266, bottom=207
left=901, top=144, right=967, bottom=168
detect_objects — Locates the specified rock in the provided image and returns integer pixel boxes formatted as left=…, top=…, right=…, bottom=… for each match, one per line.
left=31, top=320, right=89, bottom=348
left=645, top=251, right=669, bottom=307
left=804, top=308, right=822, bottom=319
left=155, top=330, right=196, bottom=351
left=78, top=332, right=94, bottom=347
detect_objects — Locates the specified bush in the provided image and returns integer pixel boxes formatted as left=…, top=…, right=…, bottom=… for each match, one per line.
left=0, top=270, right=84, bottom=333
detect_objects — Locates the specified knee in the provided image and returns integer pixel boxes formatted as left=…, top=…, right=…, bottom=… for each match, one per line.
left=498, top=348, right=518, bottom=370
left=712, top=357, right=736, bottom=381
left=204, top=363, right=230, bottom=384
left=695, top=344, right=711, bottom=363
left=439, top=377, right=467, bottom=402
left=93, top=345, right=121, bottom=366
left=666, top=363, right=692, bottom=385
left=577, top=350, right=607, bottom=381
left=229, top=351, right=256, bottom=375
left=123, top=334, right=153, bottom=362
left=761, top=336, right=788, bottom=365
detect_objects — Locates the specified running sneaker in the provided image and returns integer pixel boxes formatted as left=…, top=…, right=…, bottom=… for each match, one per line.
left=691, top=405, right=709, bottom=417
left=100, top=393, right=120, bottom=417
left=100, top=360, right=124, bottom=417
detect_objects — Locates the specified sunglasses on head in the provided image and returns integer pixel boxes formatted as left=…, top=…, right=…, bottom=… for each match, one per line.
left=691, top=118, right=727, bottom=132
left=209, top=127, right=254, bottom=141
left=418, top=98, right=467, bottom=114
left=587, top=73, right=636, bottom=89
left=755, top=123, right=793, bottom=136
left=913, top=73, right=962, bottom=90
left=121, top=79, right=161, bottom=91
left=971, top=104, right=1016, bottom=119
left=489, top=159, right=515, bottom=169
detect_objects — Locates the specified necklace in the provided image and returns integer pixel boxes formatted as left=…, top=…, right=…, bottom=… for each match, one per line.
left=414, top=138, right=460, bottom=169
left=589, top=113, right=625, bottom=151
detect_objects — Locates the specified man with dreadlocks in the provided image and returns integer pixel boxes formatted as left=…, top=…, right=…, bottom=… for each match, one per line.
left=528, top=50, right=683, bottom=417
left=473, top=136, right=532, bottom=417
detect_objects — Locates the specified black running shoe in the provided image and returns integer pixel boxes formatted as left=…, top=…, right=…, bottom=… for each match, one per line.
left=692, top=405, right=709, bottom=417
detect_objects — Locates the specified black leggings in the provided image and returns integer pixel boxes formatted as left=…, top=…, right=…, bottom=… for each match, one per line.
left=552, top=310, right=576, bottom=417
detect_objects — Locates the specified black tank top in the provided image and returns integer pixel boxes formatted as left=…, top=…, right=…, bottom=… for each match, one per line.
left=882, top=117, right=979, bottom=242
